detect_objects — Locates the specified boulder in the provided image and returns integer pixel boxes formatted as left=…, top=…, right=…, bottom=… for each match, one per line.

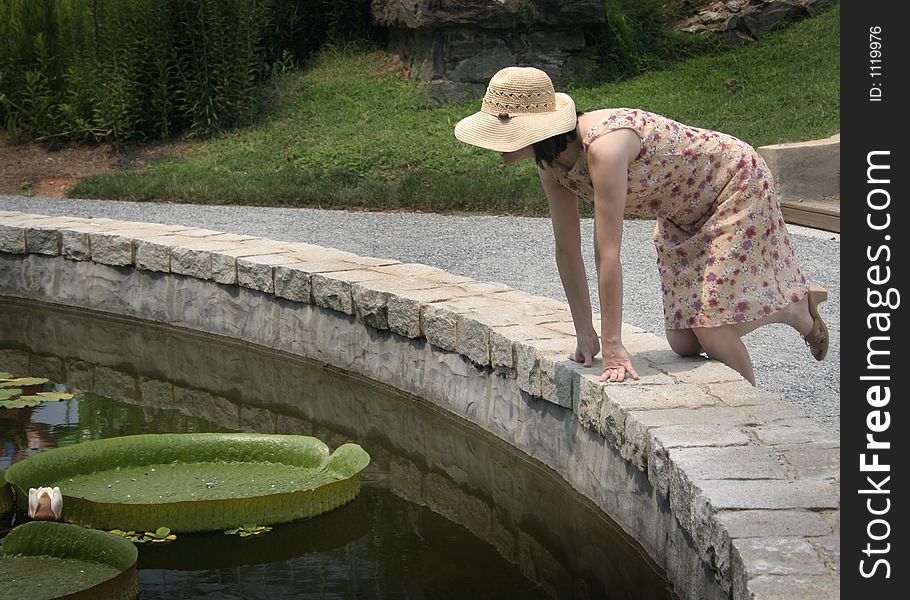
left=371, top=0, right=602, bottom=104
left=673, top=0, right=836, bottom=45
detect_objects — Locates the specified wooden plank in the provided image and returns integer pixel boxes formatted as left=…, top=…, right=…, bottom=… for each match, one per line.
left=780, top=197, right=840, bottom=233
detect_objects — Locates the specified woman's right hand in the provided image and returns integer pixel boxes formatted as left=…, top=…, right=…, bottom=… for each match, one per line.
left=569, top=330, right=600, bottom=368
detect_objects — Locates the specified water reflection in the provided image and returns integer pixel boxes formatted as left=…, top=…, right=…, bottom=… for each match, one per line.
left=0, top=299, right=675, bottom=599
left=1, top=402, right=61, bottom=468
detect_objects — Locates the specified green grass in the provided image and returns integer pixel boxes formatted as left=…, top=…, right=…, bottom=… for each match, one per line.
left=69, top=4, right=839, bottom=215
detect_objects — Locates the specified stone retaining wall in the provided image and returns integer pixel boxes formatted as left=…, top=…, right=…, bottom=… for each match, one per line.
left=0, top=211, right=840, bottom=599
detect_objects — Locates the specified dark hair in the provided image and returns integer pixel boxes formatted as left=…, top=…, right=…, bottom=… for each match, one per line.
left=533, top=112, right=581, bottom=168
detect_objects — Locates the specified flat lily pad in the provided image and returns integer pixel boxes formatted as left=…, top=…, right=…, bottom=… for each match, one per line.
left=0, top=521, right=139, bottom=599
left=5, top=433, right=371, bottom=532
left=0, top=377, right=49, bottom=388
left=0, top=375, right=73, bottom=409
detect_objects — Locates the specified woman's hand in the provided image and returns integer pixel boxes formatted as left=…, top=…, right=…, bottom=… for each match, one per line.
left=599, top=341, right=639, bottom=383
left=569, top=330, right=600, bottom=368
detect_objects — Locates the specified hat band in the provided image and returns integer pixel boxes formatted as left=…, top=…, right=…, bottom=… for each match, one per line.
left=480, top=87, right=557, bottom=116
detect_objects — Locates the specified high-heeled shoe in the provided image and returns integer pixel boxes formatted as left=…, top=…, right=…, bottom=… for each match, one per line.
left=803, top=284, right=829, bottom=361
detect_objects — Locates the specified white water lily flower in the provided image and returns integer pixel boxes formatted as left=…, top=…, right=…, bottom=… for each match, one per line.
left=27, top=486, right=63, bottom=520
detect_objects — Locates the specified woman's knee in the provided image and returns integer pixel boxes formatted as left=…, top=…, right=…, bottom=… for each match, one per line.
left=666, top=329, right=703, bottom=356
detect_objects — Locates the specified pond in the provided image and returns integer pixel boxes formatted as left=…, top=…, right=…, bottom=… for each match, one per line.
left=0, top=298, right=675, bottom=599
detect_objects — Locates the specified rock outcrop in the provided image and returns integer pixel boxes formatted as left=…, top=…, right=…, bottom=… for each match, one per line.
left=371, top=0, right=603, bottom=104
left=673, top=0, right=837, bottom=45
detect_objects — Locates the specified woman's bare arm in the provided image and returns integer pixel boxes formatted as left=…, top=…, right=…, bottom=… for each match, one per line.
left=539, top=166, right=599, bottom=365
left=587, top=128, right=642, bottom=381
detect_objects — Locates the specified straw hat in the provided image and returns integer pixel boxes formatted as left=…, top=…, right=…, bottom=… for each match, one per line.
left=454, top=67, right=577, bottom=153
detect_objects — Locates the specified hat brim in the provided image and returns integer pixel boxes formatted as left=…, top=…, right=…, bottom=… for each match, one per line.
left=454, top=93, right=577, bottom=153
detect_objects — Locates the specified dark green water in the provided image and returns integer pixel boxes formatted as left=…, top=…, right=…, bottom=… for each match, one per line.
left=0, top=299, right=676, bottom=600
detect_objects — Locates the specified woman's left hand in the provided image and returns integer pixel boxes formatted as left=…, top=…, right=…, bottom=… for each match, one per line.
left=599, top=342, right=639, bottom=383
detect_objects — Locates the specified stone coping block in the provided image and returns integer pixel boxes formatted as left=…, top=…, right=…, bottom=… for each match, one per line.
left=757, top=133, right=840, bottom=201
left=0, top=212, right=839, bottom=600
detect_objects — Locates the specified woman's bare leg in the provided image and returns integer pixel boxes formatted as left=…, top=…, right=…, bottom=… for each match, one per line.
left=664, top=290, right=822, bottom=385
left=666, top=328, right=703, bottom=356
left=729, top=293, right=815, bottom=339
left=692, top=325, right=756, bottom=385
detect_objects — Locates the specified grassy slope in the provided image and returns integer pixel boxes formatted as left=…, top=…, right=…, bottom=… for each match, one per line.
left=70, top=4, right=839, bottom=215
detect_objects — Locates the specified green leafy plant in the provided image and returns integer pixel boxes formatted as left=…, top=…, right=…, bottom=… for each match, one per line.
left=0, top=0, right=376, bottom=144
left=225, top=523, right=272, bottom=537
left=17, top=181, right=35, bottom=197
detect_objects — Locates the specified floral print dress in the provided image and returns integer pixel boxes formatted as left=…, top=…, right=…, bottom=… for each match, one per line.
left=548, top=108, right=808, bottom=330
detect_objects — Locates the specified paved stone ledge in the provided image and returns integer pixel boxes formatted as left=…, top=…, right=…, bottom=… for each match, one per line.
left=0, top=210, right=840, bottom=599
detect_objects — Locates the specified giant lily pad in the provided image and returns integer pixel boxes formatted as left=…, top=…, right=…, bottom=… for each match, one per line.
left=4, top=433, right=370, bottom=532
left=0, top=521, right=139, bottom=599
left=0, top=470, right=12, bottom=515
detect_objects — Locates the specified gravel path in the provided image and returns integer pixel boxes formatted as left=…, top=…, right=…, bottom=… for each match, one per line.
left=1, top=194, right=840, bottom=432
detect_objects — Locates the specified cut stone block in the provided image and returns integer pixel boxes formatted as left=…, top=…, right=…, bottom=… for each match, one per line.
left=638, top=349, right=745, bottom=384
left=0, top=223, right=26, bottom=253
left=537, top=353, right=577, bottom=408
left=237, top=254, right=300, bottom=293
left=708, top=380, right=780, bottom=407
left=274, top=264, right=313, bottom=303
left=373, top=263, right=449, bottom=278
left=25, top=226, right=61, bottom=255
left=573, top=373, right=616, bottom=440
left=350, top=276, right=441, bottom=331
left=697, top=479, right=840, bottom=512
left=171, top=240, right=246, bottom=280
left=744, top=574, right=839, bottom=600
left=757, top=133, right=840, bottom=201
left=88, top=232, right=134, bottom=266
left=210, top=242, right=288, bottom=285
left=489, top=323, right=562, bottom=370
left=134, top=236, right=178, bottom=272
left=667, top=448, right=788, bottom=515
left=716, top=509, right=833, bottom=540
left=386, top=285, right=480, bottom=340
left=622, top=331, right=673, bottom=354
left=422, top=296, right=512, bottom=353
left=513, top=337, right=575, bottom=397
left=59, top=222, right=109, bottom=260
left=778, top=445, right=839, bottom=481
left=646, top=422, right=754, bottom=495
left=602, top=382, right=719, bottom=411
left=311, top=269, right=398, bottom=315
left=752, top=418, right=840, bottom=446
left=731, top=537, right=832, bottom=599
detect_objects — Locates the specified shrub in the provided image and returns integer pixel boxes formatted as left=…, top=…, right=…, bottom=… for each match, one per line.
left=572, top=0, right=721, bottom=85
left=0, top=0, right=373, bottom=145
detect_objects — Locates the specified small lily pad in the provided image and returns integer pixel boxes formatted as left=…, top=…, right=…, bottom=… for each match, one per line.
left=110, top=527, right=177, bottom=544
left=0, top=377, right=49, bottom=388
left=0, top=378, right=74, bottom=409
left=0, top=397, right=44, bottom=409
left=225, top=523, right=272, bottom=537
left=18, top=391, right=74, bottom=402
